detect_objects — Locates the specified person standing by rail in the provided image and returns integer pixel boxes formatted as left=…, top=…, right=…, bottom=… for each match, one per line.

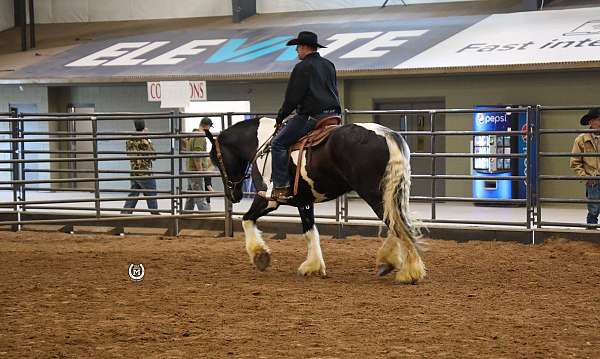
left=570, top=107, right=600, bottom=229
left=122, top=119, right=160, bottom=215
left=183, top=117, right=213, bottom=211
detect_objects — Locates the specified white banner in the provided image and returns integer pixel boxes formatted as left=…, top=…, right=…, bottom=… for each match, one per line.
left=147, top=81, right=207, bottom=103
left=396, top=7, right=600, bottom=69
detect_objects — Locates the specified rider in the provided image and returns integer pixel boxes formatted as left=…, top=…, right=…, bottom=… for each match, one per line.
left=270, top=31, right=341, bottom=201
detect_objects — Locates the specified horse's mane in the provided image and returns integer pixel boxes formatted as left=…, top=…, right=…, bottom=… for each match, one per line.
left=219, top=117, right=259, bottom=138
left=220, top=117, right=274, bottom=138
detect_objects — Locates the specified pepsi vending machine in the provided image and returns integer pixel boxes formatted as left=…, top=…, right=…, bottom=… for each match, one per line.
left=472, top=106, right=536, bottom=204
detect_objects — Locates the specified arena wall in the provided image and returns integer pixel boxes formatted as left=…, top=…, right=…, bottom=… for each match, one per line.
left=0, top=69, right=596, bottom=202
left=345, top=70, right=597, bottom=201
left=0, top=0, right=13, bottom=32
left=33, top=0, right=232, bottom=23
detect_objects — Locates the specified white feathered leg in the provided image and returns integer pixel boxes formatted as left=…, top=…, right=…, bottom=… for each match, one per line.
left=298, top=226, right=326, bottom=277
left=242, top=220, right=271, bottom=271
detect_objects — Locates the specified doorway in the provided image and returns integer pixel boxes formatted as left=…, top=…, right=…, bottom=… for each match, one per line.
left=373, top=98, right=446, bottom=198
left=67, top=104, right=95, bottom=190
left=8, top=104, right=47, bottom=188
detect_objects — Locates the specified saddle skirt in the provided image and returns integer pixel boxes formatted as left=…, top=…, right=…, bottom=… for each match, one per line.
left=254, top=115, right=341, bottom=197
left=289, top=115, right=341, bottom=195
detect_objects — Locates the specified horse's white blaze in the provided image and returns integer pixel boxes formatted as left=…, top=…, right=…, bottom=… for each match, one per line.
left=242, top=220, right=270, bottom=261
left=298, top=225, right=326, bottom=276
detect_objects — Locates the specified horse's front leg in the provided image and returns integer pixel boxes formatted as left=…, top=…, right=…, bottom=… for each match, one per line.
left=242, top=197, right=278, bottom=271
left=297, top=203, right=326, bottom=277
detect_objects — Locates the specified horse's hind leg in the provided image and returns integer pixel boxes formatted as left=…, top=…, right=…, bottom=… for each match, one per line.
left=242, top=197, right=278, bottom=271
left=297, top=203, right=326, bottom=277
left=358, top=190, right=424, bottom=283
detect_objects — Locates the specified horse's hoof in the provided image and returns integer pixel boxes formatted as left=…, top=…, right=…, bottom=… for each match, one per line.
left=253, top=250, right=271, bottom=271
left=377, top=263, right=394, bottom=277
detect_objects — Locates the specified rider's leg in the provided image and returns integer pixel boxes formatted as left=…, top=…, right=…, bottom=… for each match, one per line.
left=271, top=114, right=315, bottom=198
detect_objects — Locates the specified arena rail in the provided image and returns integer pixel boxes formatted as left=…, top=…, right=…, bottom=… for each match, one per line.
left=1, top=106, right=599, bottom=242
left=535, top=105, right=600, bottom=231
left=0, top=110, right=234, bottom=236
left=344, top=107, right=534, bottom=231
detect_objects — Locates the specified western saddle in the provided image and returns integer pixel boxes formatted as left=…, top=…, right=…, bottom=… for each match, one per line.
left=289, top=115, right=342, bottom=196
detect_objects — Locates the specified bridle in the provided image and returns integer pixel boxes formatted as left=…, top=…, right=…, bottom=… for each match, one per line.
left=214, top=136, right=250, bottom=196
left=213, top=124, right=277, bottom=200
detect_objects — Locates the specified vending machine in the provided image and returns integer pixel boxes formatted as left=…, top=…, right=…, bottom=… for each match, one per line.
left=472, top=105, right=536, bottom=204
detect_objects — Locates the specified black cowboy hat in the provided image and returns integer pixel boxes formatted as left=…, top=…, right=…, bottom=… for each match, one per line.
left=580, top=107, right=600, bottom=126
left=286, top=31, right=326, bottom=48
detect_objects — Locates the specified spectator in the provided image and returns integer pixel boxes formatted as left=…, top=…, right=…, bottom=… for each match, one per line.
left=183, top=117, right=213, bottom=211
left=122, top=119, right=160, bottom=215
left=570, top=108, right=600, bottom=229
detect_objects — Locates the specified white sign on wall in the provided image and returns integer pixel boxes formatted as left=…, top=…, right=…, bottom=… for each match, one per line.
left=396, top=7, right=600, bottom=69
left=147, top=81, right=207, bottom=102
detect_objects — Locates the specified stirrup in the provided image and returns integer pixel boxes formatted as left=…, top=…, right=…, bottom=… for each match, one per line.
left=258, top=184, right=291, bottom=202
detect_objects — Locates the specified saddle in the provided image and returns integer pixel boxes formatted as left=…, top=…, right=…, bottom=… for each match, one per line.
left=289, top=115, right=341, bottom=196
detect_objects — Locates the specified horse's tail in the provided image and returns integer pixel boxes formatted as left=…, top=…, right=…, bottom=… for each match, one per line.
left=381, top=131, right=423, bottom=248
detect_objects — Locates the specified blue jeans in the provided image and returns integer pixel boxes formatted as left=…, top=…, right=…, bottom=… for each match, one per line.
left=184, top=177, right=209, bottom=211
left=586, top=183, right=600, bottom=224
left=271, top=114, right=318, bottom=188
left=123, top=178, right=159, bottom=214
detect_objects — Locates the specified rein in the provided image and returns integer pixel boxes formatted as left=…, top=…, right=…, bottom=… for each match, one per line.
left=214, top=136, right=250, bottom=191
left=213, top=125, right=277, bottom=195
left=253, top=131, right=276, bottom=176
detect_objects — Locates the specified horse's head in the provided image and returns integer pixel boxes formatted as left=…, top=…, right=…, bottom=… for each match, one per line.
left=204, top=118, right=263, bottom=203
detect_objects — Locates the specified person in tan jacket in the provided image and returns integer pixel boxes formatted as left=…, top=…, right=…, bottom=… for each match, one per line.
left=570, top=107, right=600, bottom=228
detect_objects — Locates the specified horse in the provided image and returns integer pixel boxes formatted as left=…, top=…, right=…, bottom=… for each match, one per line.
left=204, top=117, right=426, bottom=283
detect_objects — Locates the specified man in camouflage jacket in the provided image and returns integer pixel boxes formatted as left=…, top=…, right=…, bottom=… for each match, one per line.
left=183, top=117, right=213, bottom=211
left=122, top=119, right=160, bottom=215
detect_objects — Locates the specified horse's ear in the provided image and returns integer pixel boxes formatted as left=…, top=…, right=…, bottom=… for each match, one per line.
left=204, top=129, right=215, bottom=145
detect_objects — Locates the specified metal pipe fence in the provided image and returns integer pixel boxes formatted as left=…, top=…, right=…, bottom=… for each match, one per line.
left=0, top=110, right=233, bottom=235
left=345, top=107, right=532, bottom=230
left=535, top=105, right=600, bottom=230
left=0, top=106, right=597, bottom=237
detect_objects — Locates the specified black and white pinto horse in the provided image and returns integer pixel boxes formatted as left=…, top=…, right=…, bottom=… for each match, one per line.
left=205, top=117, right=426, bottom=283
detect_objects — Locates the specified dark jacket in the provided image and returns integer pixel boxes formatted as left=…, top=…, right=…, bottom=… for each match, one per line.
left=276, top=52, right=340, bottom=123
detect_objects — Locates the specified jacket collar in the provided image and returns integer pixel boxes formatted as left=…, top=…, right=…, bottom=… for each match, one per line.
left=582, top=133, right=599, bottom=142
left=304, top=52, right=320, bottom=60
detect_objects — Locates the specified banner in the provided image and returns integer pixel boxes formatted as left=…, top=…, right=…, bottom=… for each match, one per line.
left=9, top=7, right=600, bottom=81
